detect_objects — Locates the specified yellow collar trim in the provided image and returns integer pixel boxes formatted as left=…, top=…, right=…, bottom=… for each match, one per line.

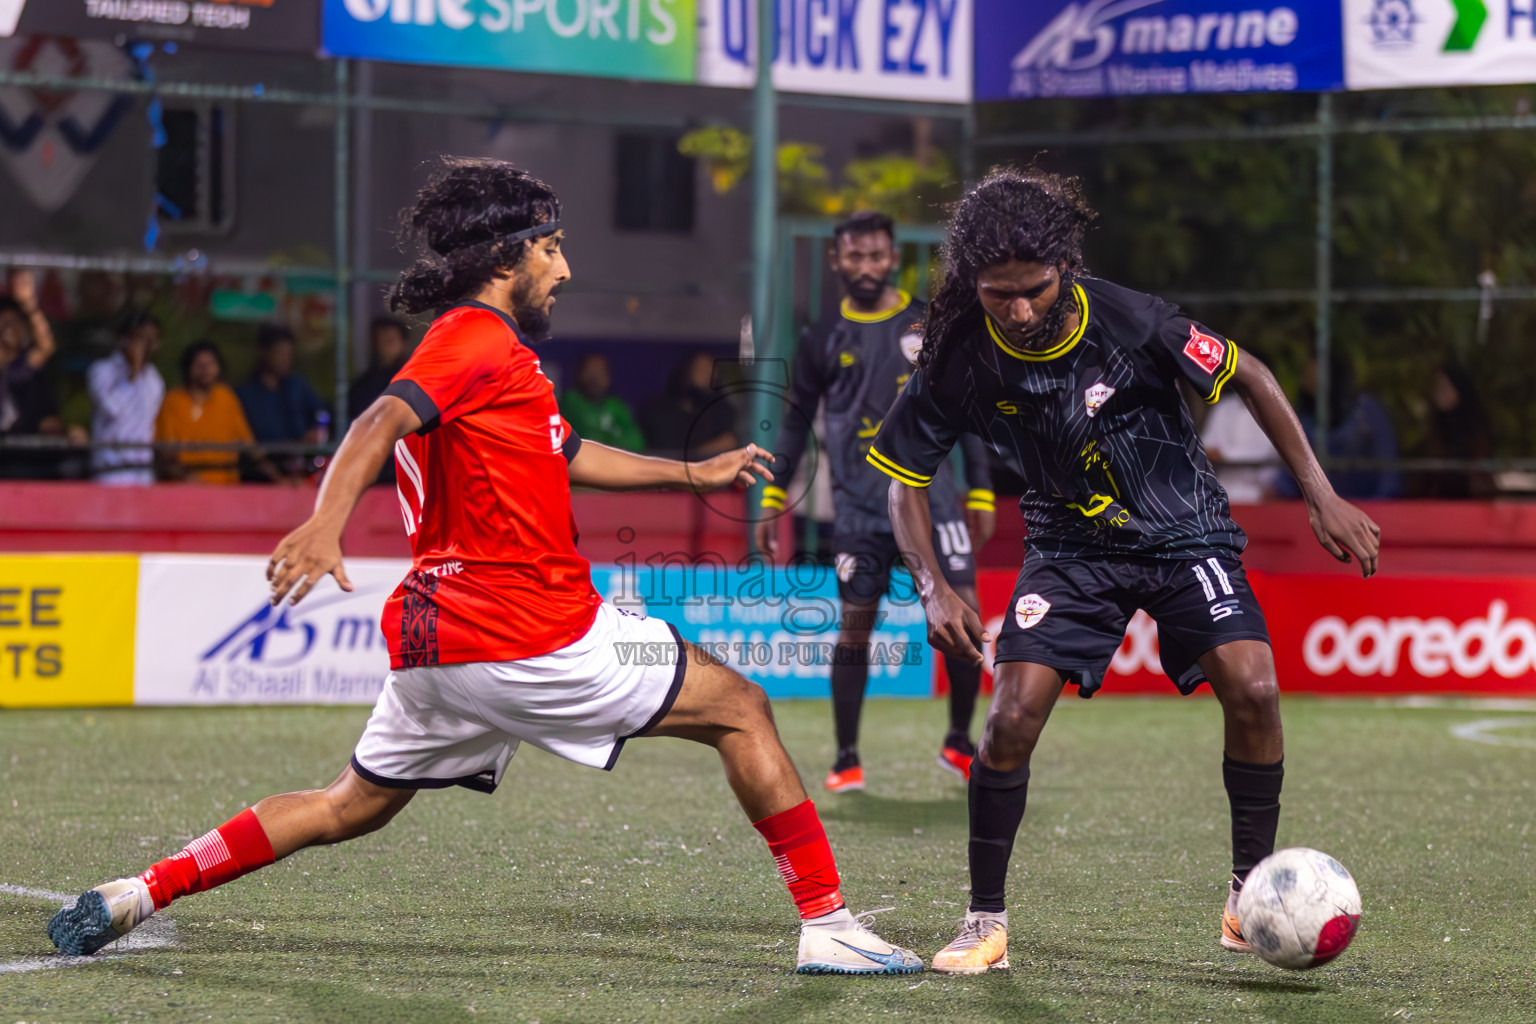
left=987, top=284, right=1088, bottom=362
left=841, top=290, right=913, bottom=324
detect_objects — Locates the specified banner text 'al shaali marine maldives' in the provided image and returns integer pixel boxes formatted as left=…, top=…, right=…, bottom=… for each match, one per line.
left=974, top=0, right=1344, bottom=100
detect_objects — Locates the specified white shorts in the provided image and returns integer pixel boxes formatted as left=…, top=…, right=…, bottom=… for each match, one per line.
left=351, top=603, right=686, bottom=793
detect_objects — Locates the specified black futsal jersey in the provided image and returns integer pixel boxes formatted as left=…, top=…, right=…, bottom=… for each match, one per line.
left=868, top=277, right=1245, bottom=559
left=764, top=291, right=993, bottom=538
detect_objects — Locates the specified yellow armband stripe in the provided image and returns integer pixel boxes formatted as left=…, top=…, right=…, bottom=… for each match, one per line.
left=1206, top=343, right=1239, bottom=404
left=966, top=488, right=996, bottom=512
left=866, top=447, right=932, bottom=488
left=760, top=485, right=788, bottom=510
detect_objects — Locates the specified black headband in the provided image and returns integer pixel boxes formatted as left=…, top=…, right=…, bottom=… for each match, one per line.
left=502, top=220, right=561, bottom=244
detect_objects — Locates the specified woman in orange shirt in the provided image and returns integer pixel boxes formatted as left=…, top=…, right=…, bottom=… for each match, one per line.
left=155, top=340, right=273, bottom=485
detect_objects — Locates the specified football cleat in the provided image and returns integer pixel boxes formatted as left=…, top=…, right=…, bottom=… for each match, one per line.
left=930, top=912, right=1009, bottom=974
left=796, top=908, right=924, bottom=975
left=937, top=734, right=975, bottom=780
left=48, top=878, right=153, bottom=956
left=825, top=765, right=866, bottom=793
left=1220, top=884, right=1252, bottom=953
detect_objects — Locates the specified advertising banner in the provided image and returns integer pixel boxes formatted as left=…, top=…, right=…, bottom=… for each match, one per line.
left=128, top=555, right=929, bottom=706
left=321, top=0, right=696, bottom=82
left=970, top=569, right=1536, bottom=696
left=0, top=554, right=138, bottom=708
left=133, top=553, right=402, bottom=706
left=0, top=0, right=321, bottom=53
left=588, top=561, right=933, bottom=697
left=1263, top=574, right=1536, bottom=694
left=0, top=38, right=134, bottom=213
left=696, top=0, right=971, bottom=102
left=1343, top=0, right=1536, bottom=89
left=974, top=0, right=1344, bottom=100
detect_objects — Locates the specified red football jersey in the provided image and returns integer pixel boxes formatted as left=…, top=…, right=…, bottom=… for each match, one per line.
left=379, top=301, right=601, bottom=668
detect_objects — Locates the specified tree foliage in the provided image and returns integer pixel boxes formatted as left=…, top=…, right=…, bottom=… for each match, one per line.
left=677, top=126, right=958, bottom=221
left=982, top=88, right=1536, bottom=461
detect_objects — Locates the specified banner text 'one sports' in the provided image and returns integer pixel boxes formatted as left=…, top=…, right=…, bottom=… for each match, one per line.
left=322, top=0, right=696, bottom=81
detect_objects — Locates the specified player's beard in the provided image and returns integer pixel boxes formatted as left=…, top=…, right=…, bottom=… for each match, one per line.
left=1015, top=272, right=1076, bottom=351
left=511, top=278, right=558, bottom=342
left=843, top=273, right=885, bottom=306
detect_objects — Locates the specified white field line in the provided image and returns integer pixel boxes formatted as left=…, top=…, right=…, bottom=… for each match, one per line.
left=1379, top=697, right=1536, bottom=712
left=0, top=884, right=176, bottom=974
left=1448, top=718, right=1536, bottom=750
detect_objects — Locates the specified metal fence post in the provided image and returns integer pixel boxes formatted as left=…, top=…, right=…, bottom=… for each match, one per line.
left=1314, top=92, right=1334, bottom=460
left=333, top=58, right=352, bottom=438
left=747, top=0, right=777, bottom=551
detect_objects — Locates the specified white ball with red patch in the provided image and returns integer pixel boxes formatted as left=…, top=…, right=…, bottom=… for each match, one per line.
left=1237, top=847, right=1361, bottom=970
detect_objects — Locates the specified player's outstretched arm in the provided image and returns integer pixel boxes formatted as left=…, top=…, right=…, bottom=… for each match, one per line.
left=567, top=439, right=773, bottom=493
left=1229, top=348, right=1381, bottom=577
left=267, top=395, right=422, bottom=606
left=889, top=478, right=991, bottom=666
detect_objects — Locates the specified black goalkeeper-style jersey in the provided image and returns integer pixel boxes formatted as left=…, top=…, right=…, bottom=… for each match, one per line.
left=763, top=291, right=994, bottom=537
left=868, top=277, right=1245, bottom=559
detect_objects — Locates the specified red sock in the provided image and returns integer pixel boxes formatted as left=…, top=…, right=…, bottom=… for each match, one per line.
left=140, top=808, right=277, bottom=910
left=753, top=799, right=846, bottom=920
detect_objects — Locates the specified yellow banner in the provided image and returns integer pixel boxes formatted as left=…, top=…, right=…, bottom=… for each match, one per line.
left=0, top=555, right=138, bottom=708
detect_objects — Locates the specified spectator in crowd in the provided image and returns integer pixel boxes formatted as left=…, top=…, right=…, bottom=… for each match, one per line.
left=0, top=271, right=64, bottom=478
left=1200, top=347, right=1284, bottom=503
left=1413, top=360, right=1495, bottom=499
left=236, top=323, right=326, bottom=481
left=1279, top=352, right=1401, bottom=500
left=559, top=352, right=645, bottom=452
left=348, top=316, right=412, bottom=485
left=155, top=340, right=279, bottom=485
left=348, top=316, right=411, bottom=416
left=87, top=309, right=164, bottom=485
left=640, top=351, right=736, bottom=459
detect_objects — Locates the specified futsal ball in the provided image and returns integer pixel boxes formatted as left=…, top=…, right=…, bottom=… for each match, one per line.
left=1236, top=847, right=1361, bottom=970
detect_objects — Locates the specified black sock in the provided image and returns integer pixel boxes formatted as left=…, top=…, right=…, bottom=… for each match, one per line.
left=1223, top=755, right=1284, bottom=889
left=967, top=761, right=1031, bottom=913
left=831, top=644, right=869, bottom=754
left=945, top=655, right=981, bottom=741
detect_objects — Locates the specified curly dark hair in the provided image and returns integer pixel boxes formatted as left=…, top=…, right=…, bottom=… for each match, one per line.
left=389, top=157, right=561, bottom=316
left=920, top=166, right=1096, bottom=380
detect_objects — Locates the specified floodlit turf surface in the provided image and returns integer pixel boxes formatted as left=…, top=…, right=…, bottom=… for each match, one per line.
left=2, top=697, right=1534, bottom=1023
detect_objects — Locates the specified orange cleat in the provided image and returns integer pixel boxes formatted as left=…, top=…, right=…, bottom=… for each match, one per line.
left=931, top=913, right=1009, bottom=974
left=1221, top=885, right=1252, bottom=953
left=937, top=736, right=974, bottom=780
left=825, top=765, right=866, bottom=793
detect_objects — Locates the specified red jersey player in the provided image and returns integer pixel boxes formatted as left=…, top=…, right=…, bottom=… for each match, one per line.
left=48, top=158, right=922, bottom=975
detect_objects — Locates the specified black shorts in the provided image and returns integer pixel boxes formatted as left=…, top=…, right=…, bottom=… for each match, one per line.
left=994, top=553, right=1270, bottom=697
left=832, top=522, right=977, bottom=606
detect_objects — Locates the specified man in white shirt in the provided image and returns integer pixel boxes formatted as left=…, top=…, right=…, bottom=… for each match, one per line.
left=88, top=311, right=165, bottom=485
left=1201, top=390, right=1283, bottom=504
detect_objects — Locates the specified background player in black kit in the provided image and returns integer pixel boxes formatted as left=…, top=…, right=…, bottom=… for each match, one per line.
left=755, top=212, right=996, bottom=792
left=869, top=169, right=1382, bottom=974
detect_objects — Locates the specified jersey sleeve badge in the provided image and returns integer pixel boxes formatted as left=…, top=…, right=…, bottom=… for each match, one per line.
left=1183, top=325, right=1226, bottom=375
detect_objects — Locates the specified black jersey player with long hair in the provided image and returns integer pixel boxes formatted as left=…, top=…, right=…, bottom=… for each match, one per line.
left=755, top=211, right=995, bottom=791
left=869, top=168, right=1380, bottom=973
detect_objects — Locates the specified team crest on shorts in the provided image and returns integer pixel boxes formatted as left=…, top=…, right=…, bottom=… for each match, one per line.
left=899, top=332, right=923, bottom=365
left=1084, top=382, right=1115, bottom=417
left=1182, top=325, right=1226, bottom=375
left=1014, top=594, right=1051, bottom=629
left=835, top=553, right=857, bottom=583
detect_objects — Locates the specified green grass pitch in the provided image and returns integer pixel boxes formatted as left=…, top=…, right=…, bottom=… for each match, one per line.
left=2, top=697, right=1534, bottom=1023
